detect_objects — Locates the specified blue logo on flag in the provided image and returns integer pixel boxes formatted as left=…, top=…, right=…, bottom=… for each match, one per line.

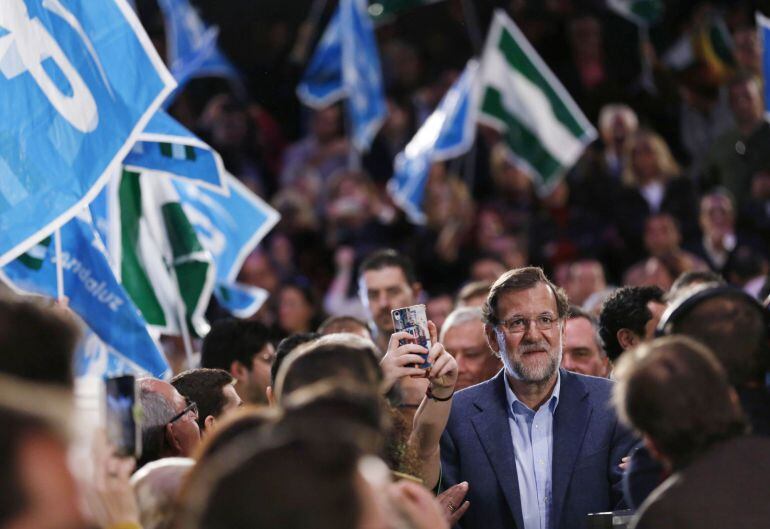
left=124, top=109, right=228, bottom=192
left=388, top=59, right=479, bottom=224
left=1, top=212, right=170, bottom=378
left=0, top=0, right=175, bottom=265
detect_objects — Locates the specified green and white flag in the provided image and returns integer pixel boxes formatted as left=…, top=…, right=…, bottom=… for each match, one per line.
left=607, top=0, right=663, bottom=27
left=478, top=10, right=596, bottom=190
left=111, top=170, right=215, bottom=337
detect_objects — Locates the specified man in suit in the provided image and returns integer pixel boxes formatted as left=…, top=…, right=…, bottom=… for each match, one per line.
left=440, top=267, right=636, bottom=529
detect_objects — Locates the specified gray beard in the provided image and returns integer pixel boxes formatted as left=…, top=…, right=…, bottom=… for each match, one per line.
left=501, top=340, right=562, bottom=384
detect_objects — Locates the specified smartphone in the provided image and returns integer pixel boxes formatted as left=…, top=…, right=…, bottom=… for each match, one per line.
left=104, top=375, right=141, bottom=458
left=391, top=304, right=432, bottom=369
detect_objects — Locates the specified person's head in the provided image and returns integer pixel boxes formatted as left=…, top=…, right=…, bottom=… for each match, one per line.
left=201, top=319, right=275, bottom=404
left=598, top=103, right=638, bottom=150
left=194, top=406, right=280, bottom=465
left=0, top=403, right=83, bottom=529
left=613, top=336, right=747, bottom=470
left=318, top=316, right=372, bottom=341
left=482, top=267, right=569, bottom=385
left=0, top=296, right=79, bottom=388
left=599, top=286, right=665, bottom=361
left=275, top=334, right=383, bottom=402
left=456, top=280, right=493, bottom=308
left=625, top=129, right=680, bottom=186
left=733, top=25, right=761, bottom=75
left=659, top=286, right=770, bottom=387
left=170, top=369, right=241, bottom=434
left=667, top=270, right=726, bottom=301
left=358, top=250, right=420, bottom=337
left=137, top=378, right=201, bottom=467
left=727, top=71, right=763, bottom=128
left=643, top=213, right=681, bottom=258
left=441, top=307, right=501, bottom=390
left=271, top=333, right=321, bottom=389
left=278, top=281, right=319, bottom=335
left=699, top=189, right=736, bottom=240
left=426, top=293, right=453, bottom=332
left=562, top=306, right=609, bottom=377
left=469, top=254, right=507, bottom=283
left=180, top=435, right=383, bottom=529
left=311, top=104, right=344, bottom=143
left=565, top=259, right=607, bottom=307
left=131, top=457, right=195, bottom=529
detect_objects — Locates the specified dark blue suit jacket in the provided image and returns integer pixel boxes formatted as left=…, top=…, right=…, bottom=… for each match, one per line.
left=440, top=368, right=637, bottom=529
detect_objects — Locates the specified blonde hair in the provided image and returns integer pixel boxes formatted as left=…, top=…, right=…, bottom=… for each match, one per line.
left=622, top=129, right=681, bottom=187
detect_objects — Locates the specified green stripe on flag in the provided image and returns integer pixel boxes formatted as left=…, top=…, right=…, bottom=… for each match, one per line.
left=185, top=145, right=196, bottom=161
left=160, top=143, right=173, bottom=158
left=481, top=87, right=563, bottom=182
left=119, top=171, right=167, bottom=327
left=497, top=29, right=586, bottom=138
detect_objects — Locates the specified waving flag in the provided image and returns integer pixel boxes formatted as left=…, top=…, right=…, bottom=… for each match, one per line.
left=0, top=0, right=175, bottom=266
left=74, top=327, right=155, bottom=380
left=388, top=60, right=479, bottom=224
left=124, top=110, right=228, bottom=192
left=0, top=211, right=170, bottom=378
left=157, top=0, right=239, bottom=96
left=478, top=10, right=596, bottom=191
left=757, top=13, right=770, bottom=120
left=298, top=0, right=387, bottom=151
left=214, top=282, right=269, bottom=319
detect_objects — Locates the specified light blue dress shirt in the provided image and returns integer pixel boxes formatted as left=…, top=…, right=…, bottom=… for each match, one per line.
left=504, top=372, right=561, bottom=529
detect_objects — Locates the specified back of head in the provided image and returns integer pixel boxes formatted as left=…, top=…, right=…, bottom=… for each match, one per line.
left=318, top=316, right=372, bottom=339
left=131, top=457, right=195, bottom=529
left=171, top=369, right=235, bottom=430
left=182, top=435, right=361, bottom=529
left=201, top=319, right=271, bottom=370
left=0, top=296, right=79, bottom=388
left=272, top=332, right=321, bottom=385
left=599, top=286, right=664, bottom=360
left=661, top=286, right=770, bottom=387
left=275, top=334, right=382, bottom=401
left=358, top=248, right=416, bottom=284
left=613, top=336, right=747, bottom=470
left=667, top=270, right=725, bottom=301
left=195, top=406, right=279, bottom=465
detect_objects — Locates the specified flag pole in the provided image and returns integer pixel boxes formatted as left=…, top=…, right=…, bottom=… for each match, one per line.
left=54, top=228, right=64, bottom=302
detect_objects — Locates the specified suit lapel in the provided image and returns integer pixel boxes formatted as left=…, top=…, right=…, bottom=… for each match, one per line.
left=470, top=370, right=525, bottom=529
left=551, top=369, right=591, bottom=529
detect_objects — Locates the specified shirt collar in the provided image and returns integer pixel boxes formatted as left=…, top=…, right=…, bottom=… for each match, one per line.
left=504, top=368, right=561, bottom=414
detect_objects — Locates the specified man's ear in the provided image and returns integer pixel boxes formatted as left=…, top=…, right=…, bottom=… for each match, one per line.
left=204, top=415, right=216, bottom=432
left=617, top=328, right=640, bottom=351
left=485, top=324, right=500, bottom=355
left=165, top=423, right=183, bottom=455
left=230, top=360, right=249, bottom=382
left=266, top=386, right=276, bottom=407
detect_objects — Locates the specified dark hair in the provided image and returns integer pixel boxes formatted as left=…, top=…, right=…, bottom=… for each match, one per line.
left=272, top=333, right=321, bottom=385
left=358, top=249, right=417, bottom=285
left=171, top=369, right=235, bottom=430
left=0, top=404, right=63, bottom=526
left=201, top=319, right=272, bottom=371
left=456, top=280, right=493, bottom=305
left=183, top=436, right=361, bottom=529
left=317, top=315, right=371, bottom=337
left=0, top=297, right=79, bottom=388
left=481, top=267, right=569, bottom=325
left=599, top=286, right=664, bottom=361
left=195, top=406, right=279, bottom=465
left=613, top=336, right=748, bottom=470
left=275, top=335, right=382, bottom=401
left=668, top=270, right=725, bottom=301
left=665, top=289, right=769, bottom=386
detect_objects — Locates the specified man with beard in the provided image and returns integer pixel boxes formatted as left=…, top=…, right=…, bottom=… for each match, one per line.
left=440, top=267, right=636, bottom=529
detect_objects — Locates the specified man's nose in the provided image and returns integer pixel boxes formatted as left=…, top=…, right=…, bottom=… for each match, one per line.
left=561, top=353, right=575, bottom=370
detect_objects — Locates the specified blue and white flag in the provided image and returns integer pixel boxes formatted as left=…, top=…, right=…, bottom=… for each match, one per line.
left=157, top=0, right=239, bottom=96
left=298, top=0, right=387, bottom=151
left=296, top=10, right=344, bottom=108
left=74, top=327, right=154, bottom=379
left=0, top=211, right=170, bottom=378
left=758, top=13, right=770, bottom=120
left=214, top=282, right=269, bottom=319
left=124, top=110, right=228, bottom=193
left=388, top=60, right=479, bottom=224
left=0, top=0, right=175, bottom=266
left=173, top=174, right=280, bottom=283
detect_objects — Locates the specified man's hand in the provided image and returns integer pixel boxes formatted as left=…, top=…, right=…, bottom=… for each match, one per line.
left=426, top=321, right=458, bottom=399
left=437, top=482, right=471, bottom=525
left=85, top=430, right=140, bottom=528
left=380, top=331, right=429, bottom=393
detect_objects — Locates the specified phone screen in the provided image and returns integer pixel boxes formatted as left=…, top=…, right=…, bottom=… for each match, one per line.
left=104, top=375, right=140, bottom=458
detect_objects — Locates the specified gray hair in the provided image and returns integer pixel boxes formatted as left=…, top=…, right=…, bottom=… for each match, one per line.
left=567, top=305, right=607, bottom=358
left=440, top=307, right=484, bottom=342
left=131, top=457, right=195, bottom=529
left=138, top=379, right=176, bottom=467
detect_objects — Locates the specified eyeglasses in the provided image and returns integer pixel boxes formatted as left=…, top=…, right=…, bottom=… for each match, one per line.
left=168, top=399, right=198, bottom=424
left=255, top=350, right=276, bottom=365
left=498, top=314, right=558, bottom=334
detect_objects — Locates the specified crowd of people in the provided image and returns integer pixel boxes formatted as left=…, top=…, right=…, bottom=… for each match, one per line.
left=2, top=0, right=770, bottom=528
